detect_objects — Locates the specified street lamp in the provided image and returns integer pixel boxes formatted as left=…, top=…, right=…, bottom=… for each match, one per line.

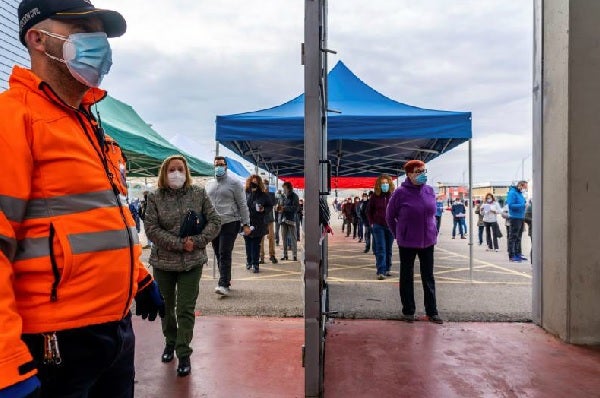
left=522, top=154, right=532, bottom=181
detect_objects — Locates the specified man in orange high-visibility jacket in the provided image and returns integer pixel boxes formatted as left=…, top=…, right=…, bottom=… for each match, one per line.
left=0, top=1, right=164, bottom=397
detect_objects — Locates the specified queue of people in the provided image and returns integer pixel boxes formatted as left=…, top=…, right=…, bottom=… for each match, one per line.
left=0, top=0, right=534, bottom=394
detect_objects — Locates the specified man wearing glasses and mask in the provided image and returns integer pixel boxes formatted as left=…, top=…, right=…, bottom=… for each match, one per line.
left=0, top=1, right=165, bottom=396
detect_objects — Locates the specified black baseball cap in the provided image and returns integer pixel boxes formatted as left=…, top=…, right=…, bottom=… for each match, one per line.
left=18, top=0, right=126, bottom=46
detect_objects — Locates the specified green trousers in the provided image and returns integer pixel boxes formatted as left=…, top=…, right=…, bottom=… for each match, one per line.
left=153, top=266, right=202, bottom=358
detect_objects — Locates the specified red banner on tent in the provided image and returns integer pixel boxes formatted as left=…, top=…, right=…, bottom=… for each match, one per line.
left=280, top=176, right=378, bottom=190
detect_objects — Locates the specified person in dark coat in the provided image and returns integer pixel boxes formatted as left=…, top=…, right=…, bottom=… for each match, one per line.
left=260, top=179, right=278, bottom=264
left=386, top=160, right=443, bottom=324
left=244, top=175, right=273, bottom=273
left=366, top=174, right=395, bottom=279
left=279, top=182, right=300, bottom=261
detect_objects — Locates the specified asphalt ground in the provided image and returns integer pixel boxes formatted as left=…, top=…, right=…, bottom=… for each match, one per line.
left=139, top=208, right=532, bottom=321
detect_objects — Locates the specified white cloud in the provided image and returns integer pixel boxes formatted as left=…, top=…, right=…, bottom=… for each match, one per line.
left=95, top=0, right=533, bottom=183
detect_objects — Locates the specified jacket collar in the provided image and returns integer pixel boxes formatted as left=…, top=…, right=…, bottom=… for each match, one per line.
left=401, top=177, right=423, bottom=190
left=10, top=66, right=107, bottom=109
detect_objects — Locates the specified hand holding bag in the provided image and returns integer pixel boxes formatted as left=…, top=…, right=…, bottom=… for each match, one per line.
left=179, top=210, right=206, bottom=238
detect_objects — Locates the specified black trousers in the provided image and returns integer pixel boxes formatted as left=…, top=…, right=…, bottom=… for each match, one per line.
left=211, top=220, right=240, bottom=287
left=484, top=221, right=500, bottom=250
left=399, top=245, right=438, bottom=317
left=22, top=313, right=135, bottom=398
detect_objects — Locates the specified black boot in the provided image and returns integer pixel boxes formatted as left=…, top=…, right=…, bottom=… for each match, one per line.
left=161, top=344, right=174, bottom=363
left=177, top=356, right=191, bottom=377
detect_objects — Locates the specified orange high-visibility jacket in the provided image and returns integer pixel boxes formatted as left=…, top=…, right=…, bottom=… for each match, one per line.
left=0, top=66, right=152, bottom=389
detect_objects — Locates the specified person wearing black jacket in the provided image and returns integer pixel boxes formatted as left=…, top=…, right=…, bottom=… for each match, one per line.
left=260, top=179, right=278, bottom=264
left=244, top=175, right=273, bottom=273
left=296, top=198, right=304, bottom=241
left=359, top=192, right=373, bottom=252
left=280, top=181, right=300, bottom=261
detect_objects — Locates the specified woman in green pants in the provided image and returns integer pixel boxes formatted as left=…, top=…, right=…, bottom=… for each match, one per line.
left=144, top=155, right=221, bottom=377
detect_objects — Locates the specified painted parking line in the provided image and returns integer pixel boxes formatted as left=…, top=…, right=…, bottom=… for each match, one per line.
left=435, top=247, right=531, bottom=279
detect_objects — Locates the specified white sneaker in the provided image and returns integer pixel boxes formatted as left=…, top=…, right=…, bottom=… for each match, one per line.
left=215, top=286, right=229, bottom=296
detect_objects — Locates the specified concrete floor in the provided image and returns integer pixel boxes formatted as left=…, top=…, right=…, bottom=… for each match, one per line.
left=133, top=316, right=600, bottom=397
left=131, top=211, right=600, bottom=397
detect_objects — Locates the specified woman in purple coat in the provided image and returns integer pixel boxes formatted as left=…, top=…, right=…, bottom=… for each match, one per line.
left=386, top=160, right=443, bottom=324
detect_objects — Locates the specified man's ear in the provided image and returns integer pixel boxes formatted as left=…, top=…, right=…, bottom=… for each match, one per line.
left=24, top=29, right=45, bottom=52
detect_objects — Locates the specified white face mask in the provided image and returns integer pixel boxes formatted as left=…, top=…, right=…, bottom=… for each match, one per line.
left=167, top=171, right=186, bottom=189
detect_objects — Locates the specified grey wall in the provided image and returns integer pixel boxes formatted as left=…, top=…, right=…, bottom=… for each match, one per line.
left=0, top=0, right=29, bottom=90
left=539, top=0, right=600, bottom=344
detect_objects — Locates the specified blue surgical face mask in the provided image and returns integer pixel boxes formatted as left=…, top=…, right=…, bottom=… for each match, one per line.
left=381, top=183, right=390, bottom=193
left=41, top=30, right=112, bottom=88
left=215, top=166, right=226, bottom=177
left=415, top=173, right=428, bottom=185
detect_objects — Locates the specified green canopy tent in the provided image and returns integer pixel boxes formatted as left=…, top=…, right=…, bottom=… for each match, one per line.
left=95, top=96, right=213, bottom=176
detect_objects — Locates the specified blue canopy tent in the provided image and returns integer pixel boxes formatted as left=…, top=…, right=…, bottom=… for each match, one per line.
left=216, top=61, right=472, bottom=183
left=224, top=156, right=250, bottom=178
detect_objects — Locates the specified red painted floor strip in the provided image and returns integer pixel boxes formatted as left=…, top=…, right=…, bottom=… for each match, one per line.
left=324, top=320, right=600, bottom=398
left=133, top=316, right=304, bottom=397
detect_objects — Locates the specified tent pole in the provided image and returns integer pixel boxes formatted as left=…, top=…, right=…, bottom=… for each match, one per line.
left=215, top=141, right=220, bottom=157
left=468, top=139, right=473, bottom=281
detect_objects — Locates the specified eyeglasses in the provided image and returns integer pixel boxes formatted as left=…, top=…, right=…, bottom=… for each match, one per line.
left=412, top=169, right=427, bottom=174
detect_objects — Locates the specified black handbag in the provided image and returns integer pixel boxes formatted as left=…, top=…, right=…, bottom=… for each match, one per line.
left=179, top=210, right=206, bottom=238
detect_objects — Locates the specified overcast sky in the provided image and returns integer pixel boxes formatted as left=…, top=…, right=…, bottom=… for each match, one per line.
left=95, top=0, right=533, bottom=185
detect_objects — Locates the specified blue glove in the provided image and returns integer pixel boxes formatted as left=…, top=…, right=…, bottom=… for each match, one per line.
left=134, top=280, right=165, bottom=321
left=0, top=376, right=40, bottom=398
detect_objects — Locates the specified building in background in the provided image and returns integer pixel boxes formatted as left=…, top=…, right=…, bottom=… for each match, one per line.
left=437, top=181, right=513, bottom=206
left=472, top=182, right=512, bottom=203
left=0, top=0, right=29, bottom=90
left=436, top=183, right=469, bottom=204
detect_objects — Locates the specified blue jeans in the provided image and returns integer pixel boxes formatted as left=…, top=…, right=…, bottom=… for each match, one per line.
left=357, top=219, right=364, bottom=240
left=508, top=218, right=524, bottom=258
left=452, top=217, right=468, bottom=237
left=372, top=224, right=394, bottom=275
left=452, top=218, right=464, bottom=237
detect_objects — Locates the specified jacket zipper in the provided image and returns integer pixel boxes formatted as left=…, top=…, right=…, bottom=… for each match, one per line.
left=75, top=112, right=136, bottom=318
left=39, top=83, right=134, bottom=317
left=76, top=112, right=135, bottom=318
left=49, top=223, right=60, bottom=302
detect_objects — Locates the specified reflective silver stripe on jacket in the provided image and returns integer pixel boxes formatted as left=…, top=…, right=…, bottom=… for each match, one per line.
left=0, top=195, right=28, bottom=223
left=24, top=190, right=118, bottom=219
left=0, top=233, right=17, bottom=262
left=14, top=227, right=139, bottom=261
